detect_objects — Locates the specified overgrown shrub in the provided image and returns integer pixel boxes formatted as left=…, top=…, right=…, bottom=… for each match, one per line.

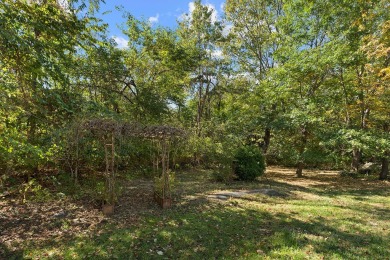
left=234, top=146, right=265, bottom=181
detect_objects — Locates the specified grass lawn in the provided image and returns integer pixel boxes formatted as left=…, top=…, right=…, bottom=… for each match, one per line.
left=1, top=167, right=389, bottom=259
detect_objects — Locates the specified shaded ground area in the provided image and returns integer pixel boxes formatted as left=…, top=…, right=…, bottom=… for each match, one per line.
left=0, top=178, right=160, bottom=258
left=208, top=189, right=287, bottom=200
left=1, top=167, right=389, bottom=259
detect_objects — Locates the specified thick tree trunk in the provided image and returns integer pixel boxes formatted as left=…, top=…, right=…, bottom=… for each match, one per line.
left=296, top=161, right=304, bottom=178
left=262, top=127, right=271, bottom=154
left=379, top=155, right=389, bottom=180
left=351, top=148, right=362, bottom=172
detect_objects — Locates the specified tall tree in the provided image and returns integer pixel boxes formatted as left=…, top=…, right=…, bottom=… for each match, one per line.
left=224, top=0, right=284, bottom=154
left=178, top=0, right=224, bottom=136
left=360, top=2, right=390, bottom=179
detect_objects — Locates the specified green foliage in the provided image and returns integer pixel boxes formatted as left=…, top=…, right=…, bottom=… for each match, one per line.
left=0, top=127, right=61, bottom=172
left=154, top=171, right=175, bottom=197
left=18, top=179, right=52, bottom=203
left=234, top=146, right=265, bottom=181
left=1, top=0, right=389, bottom=185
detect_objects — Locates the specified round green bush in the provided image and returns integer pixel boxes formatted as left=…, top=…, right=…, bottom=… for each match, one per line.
left=234, top=146, right=265, bottom=181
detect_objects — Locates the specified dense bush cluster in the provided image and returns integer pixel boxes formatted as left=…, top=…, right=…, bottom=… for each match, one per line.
left=234, top=146, right=265, bottom=181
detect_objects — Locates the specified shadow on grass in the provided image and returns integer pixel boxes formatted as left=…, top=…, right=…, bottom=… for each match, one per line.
left=0, top=242, right=23, bottom=260
left=262, top=174, right=390, bottom=198
left=266, top=167, right=390, bottom=192
left=314, top=187, right=390, bottom=198
left=24, top=205, right=389, bottom=259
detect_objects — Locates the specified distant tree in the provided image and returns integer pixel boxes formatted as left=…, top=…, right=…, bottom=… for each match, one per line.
left=177, top=0, right=225, bottom=136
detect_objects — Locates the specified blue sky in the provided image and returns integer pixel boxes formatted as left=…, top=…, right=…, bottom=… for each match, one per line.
left=96, top=0, right=225, bottom=48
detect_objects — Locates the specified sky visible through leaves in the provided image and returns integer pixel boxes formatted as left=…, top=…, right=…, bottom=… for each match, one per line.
left=97, top=0, right=225, bottom=48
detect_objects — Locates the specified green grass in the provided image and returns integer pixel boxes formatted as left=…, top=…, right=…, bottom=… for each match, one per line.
left=11, top=168, right=390, bottom=259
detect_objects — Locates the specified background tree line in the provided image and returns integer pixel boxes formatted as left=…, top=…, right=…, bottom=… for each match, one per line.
left=0, top=0, right=389, bottom=186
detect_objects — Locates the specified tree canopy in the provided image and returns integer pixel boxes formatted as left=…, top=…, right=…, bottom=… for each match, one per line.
left=1, top=0, right=389, bottom=180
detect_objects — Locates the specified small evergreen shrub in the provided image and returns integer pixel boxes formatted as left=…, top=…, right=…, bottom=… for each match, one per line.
left=234, top=146, right=265, bottom=181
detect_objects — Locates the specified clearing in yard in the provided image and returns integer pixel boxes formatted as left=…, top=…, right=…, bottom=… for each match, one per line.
left=1, top=167, right=389, bottom=259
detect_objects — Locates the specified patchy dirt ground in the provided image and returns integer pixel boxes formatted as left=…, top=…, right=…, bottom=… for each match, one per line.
left=1, top=167, right=389, bottom=258
left=0, top=178, right=161, bottom=257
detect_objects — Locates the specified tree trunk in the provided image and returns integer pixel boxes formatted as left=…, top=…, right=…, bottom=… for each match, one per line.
left=296, top=126, right=308, bottom=177
left=352, top=67, right=365, bottom=173
left=379, top=125, right=389, bottom=180
left=296, top=161, right=304, bottom=178
left=74, top=126, right=79, bottom=184
left=351, top=148, right=361, bottom=172
left=379, top=155, right=389, bottom=180
left=196, top=81, right=203, bottom=137
left=262, top=127, right=271, bottom=154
